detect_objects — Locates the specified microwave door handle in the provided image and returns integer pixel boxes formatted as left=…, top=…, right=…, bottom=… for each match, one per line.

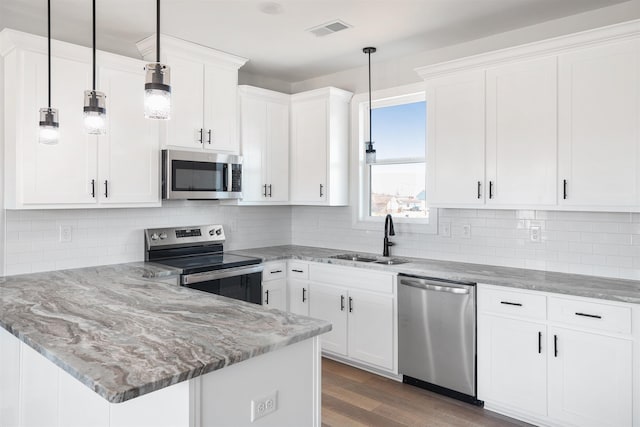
left=223, top=164, right=229, bottom=191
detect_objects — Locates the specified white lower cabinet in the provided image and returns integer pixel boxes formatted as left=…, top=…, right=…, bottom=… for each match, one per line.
left=478, top=284, right=637, bottom=427
left=302, top=262, right=396, bottom=373
left=261, top=262, right=286, bottom=311
left=287, top=279, right=309, bottom=316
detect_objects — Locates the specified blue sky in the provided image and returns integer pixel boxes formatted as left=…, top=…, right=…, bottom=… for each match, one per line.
left=370, top=101, right=426, bottom=160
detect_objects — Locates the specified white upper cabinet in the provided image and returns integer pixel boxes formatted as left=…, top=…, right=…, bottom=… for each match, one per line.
left=1, top=29, right=160, bottom=209
left=136, top=35, right=247, bottom=154
left=486, top=57, right=558, bottom=207
left=238, top=86, right=289, bottom=204
left=290, top=87, right=352, bottom=206
left=418, top=21, right=640, bottom=211
left=558, top=39, right=640, bottom=209
left=426, top=71, right=486, bottom=206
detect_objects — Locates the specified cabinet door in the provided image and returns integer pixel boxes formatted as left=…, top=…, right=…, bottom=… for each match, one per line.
left=477, top=315, right=547, bottom=416
left=19, top=51, right=97, bottom=206
left=163, top=53, right=205, bottom=149
left=486, top=57, right=557, bottom=206
left=287, top=279, right=309, bottom=316
left=558, top=39, right=640, bottom=208
left=266, top=101, right=289, bottom=202
left=548, top=327, right=633, bottom=427
left=309, top=283, right=347, bottom=356
left=239, top=94, right=268, bottom=202
left=426, top=71, right=486, bottom=206
left=290, top=98, right=327, bottom=203
left=204, top=64, right=239, bottom=153
left=347, top=289, right=394, bottom=370
left=97, top=58, right=160, bottom=205
left=263, top=278, right=286, bottom=311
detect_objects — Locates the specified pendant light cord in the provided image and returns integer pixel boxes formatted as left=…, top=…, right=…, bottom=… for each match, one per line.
left=156, top=0, right=160, bottom=62
left=92, top=0, right=96, bottom=90
left=367, top=49, right=372, bottom=143
left=47, top=0, right=51, bottom=108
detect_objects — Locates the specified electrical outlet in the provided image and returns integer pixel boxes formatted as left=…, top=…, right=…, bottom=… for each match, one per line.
left=59, top=225, right=72, bottom=243
left=530, top=225, right=541, bottom=242
left=251, top=391, right=277, bottom=422
left=462, top=224, right=471, bottom=238
left=439, top=223, right=451, bottom=237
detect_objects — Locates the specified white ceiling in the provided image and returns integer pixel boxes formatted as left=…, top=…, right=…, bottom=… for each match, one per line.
left=0, top=0, right=630, bottom=82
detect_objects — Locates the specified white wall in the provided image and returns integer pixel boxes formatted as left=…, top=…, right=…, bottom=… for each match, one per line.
left=292, top=207, right=640, bottom=281
left=290, top=1, right=640, bottom=94
left=4, top=203, right=291, bottom=276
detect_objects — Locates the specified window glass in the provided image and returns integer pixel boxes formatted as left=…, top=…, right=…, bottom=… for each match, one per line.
left=370, top=101, right=426, bottom=161
left=370, top=163, right=426, bottom=217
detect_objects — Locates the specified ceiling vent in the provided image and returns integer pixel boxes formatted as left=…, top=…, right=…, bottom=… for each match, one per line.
left=307, top=20, right=352, bottom=37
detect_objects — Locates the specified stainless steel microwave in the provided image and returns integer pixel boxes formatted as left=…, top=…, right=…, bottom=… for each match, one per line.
left=162, top=149, right=242, bottom=200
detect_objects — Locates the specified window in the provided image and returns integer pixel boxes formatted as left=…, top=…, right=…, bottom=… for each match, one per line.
left=353, top=85, right=436, bottom=233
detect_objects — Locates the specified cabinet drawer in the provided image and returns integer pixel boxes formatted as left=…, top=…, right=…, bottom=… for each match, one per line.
left=478, top=287, right=546, bottom=320
left=262, top=262, right=286, bottom=281
left=548, top=297, right=631, bottom=335
left=288, top=261, right=309, bottom=280
left=309, top=263, right=394, bottom=294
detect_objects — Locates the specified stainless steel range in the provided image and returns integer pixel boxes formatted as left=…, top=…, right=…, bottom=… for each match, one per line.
left=144, top=224, right=263, bottom=304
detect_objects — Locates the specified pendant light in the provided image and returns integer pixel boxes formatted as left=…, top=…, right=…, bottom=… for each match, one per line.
left=38, top=0, right=59, bottom=145
left=144, top=0, right=171, bottom=120
left=363, top=47, right=377, bottom=164
left=83, top=0, right=107, bottom=134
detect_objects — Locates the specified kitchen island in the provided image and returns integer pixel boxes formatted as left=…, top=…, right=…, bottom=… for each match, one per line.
left=0, top=263, right=330, bottom=427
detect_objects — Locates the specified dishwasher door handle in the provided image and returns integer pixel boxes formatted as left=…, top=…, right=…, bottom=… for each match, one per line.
left=400, top=278, right=471, bottom=295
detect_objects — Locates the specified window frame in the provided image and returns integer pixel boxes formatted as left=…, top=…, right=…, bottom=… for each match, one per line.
left=350, top=82, right=438, bottom=234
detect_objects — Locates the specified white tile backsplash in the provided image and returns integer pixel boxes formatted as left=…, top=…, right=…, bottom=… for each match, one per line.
left=291, top=206, right=640, bottom=281
left=4, top=202, right=291, bottom=276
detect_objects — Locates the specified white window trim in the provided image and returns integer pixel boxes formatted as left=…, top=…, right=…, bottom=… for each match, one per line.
left=350, top=82, right=438, bottom=234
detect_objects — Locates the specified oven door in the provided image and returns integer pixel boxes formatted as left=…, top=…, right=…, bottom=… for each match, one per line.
left=162, top=149, right=243, bottom=200
left=181, top=265, right=263, bottom=304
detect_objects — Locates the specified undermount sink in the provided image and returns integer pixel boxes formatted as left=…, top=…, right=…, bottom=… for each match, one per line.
left=374, top=258, right=409, bottom=265
left=330, top=254, right=378, bottom=263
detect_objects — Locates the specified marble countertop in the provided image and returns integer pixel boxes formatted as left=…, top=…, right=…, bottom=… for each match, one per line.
left=230, top=245, right=640, bottom=304
left=0, top=262, right=331, bottom=403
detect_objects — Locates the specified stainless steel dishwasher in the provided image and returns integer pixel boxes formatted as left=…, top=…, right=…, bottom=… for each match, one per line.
left=398, top=273, right=480, bottom=405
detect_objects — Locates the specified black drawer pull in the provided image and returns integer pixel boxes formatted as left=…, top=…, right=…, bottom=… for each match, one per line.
left=538, top=331, right=542, bottom=354
left=291, top=269, right=304, bottom=273
left=575, top=312, right=602, bottom=319
left=270, top=270, right=283, bottom=274
left=500, top=301, right=522, bottom=307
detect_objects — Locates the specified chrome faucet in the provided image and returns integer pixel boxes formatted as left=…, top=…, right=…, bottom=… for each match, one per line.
left=383, top=214, right=395, bottom=257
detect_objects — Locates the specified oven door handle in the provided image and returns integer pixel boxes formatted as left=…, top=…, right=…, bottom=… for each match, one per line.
left=181, top=265, right=264, bottom=285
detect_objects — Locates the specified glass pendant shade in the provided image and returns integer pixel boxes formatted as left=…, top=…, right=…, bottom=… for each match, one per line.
left=365, top=141, right=376, bottom=164
left=144, top=63, right=171, bottom=120
left=39, top=108, right=60, bottom=144
left=83, top=90, right=106, bottom=134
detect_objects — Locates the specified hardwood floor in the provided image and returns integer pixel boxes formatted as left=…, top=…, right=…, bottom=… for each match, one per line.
left=322, top=358, right=531, bottom=427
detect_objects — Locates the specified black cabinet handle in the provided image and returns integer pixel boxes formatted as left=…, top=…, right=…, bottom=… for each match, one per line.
left=302, top=288, right=307, bottom=303
left=104, top=180, right=108, bottom=198
left=477, top=181, right=482, bottom=199
left=320, top=184, right=324, bottom=197
left=207, top=129, right=212, bottom=144
left=500, top=301, right=522, bottom=307
left=198, top=128, right=204, bottom=144
left=270, top=270, right=282, bottom=274
left=268, top=184, right=272, bottom=197
left=575, top=312, right=602, bottom=319
left=90, top=179, right=95, bottom=198
left=563, top=179, right=568, bottom=199
left=340, top=295, right=345, bottom=311
left=263, top=184, right=267, bottom=197
left=554, top=334, right=558, bottom=357
left=265, top=289, right=269, bottom=305
left=489, top=181, right=494, bottom=199
left=538, top=332, right=542, bottom=354
left=291, top=269, right=304, bottom=273
left=348, top=297, right=353, bottom=313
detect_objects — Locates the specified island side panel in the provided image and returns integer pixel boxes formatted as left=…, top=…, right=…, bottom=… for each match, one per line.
left=0, top=327, right=20, bottom=426
left=195, top=336, right=321, bottom=427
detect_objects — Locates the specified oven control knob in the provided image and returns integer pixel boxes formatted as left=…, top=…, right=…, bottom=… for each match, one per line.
left=159, top=232, right=168, bottom=240
left=215, top=228, right=222, bottom=236
left=150, top=233, right=159, bottom=241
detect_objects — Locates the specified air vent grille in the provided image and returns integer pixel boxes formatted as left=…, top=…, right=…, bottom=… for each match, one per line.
left=307, top=20, right=352, bottom=37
